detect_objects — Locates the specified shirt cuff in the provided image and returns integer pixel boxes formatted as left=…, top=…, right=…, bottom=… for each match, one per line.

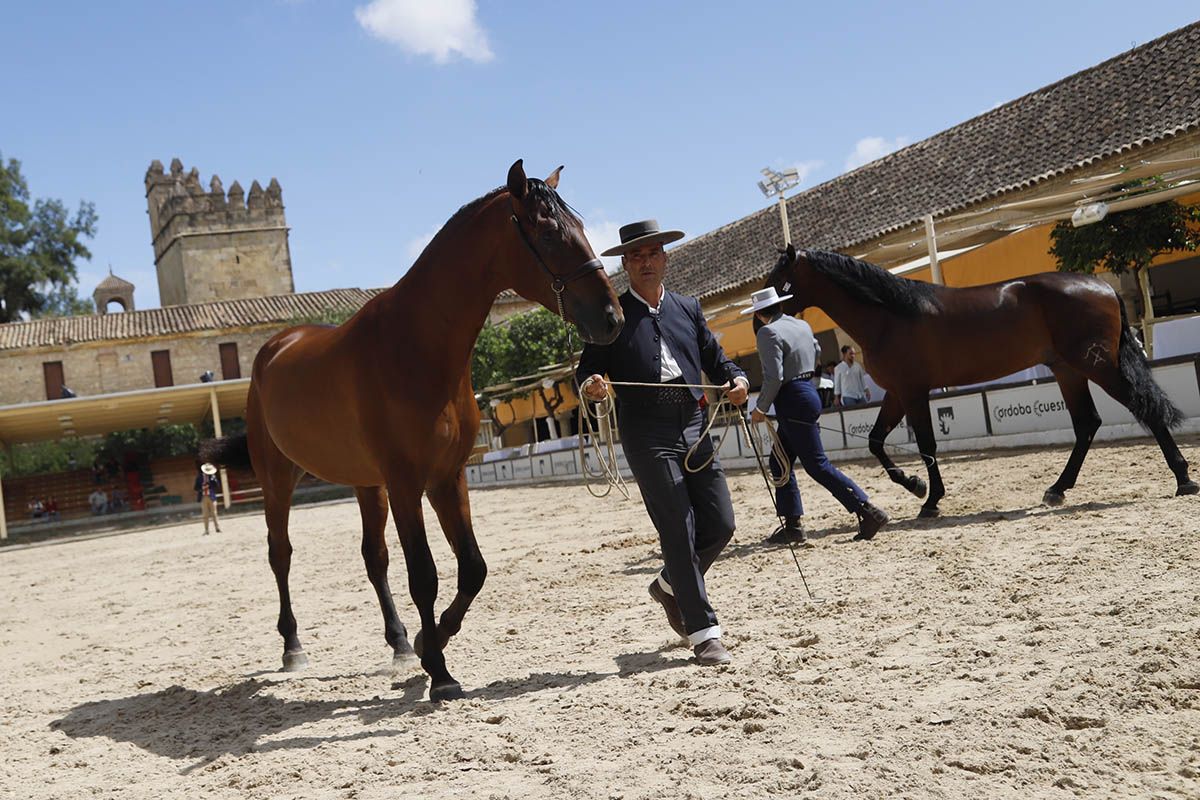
left=733, top=376, right=749, bottom=390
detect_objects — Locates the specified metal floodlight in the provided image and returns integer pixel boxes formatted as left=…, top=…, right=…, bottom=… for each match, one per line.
left=1071, top=201, right=1109, bottom=228
left=758, top=166, right=802, bottom=198
left=541, top=378, right=556, bottom=390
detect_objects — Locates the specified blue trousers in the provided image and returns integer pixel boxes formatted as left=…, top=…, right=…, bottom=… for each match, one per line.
left=770, top=379, right=869, bottom=517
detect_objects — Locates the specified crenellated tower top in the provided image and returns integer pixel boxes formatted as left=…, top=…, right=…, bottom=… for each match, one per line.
left=144, top=158, right=294, bottom=306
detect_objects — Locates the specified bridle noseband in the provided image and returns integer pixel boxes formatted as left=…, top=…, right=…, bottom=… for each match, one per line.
left=511, top=215, right=604, bottom=319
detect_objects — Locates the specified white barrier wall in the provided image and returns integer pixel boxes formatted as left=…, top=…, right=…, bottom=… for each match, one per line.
left=466, top=359, right=1200, bottom=489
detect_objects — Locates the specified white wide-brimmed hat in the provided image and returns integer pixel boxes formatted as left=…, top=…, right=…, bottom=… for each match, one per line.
left=740, top=286, right=794, bottom=315
left=200, top=462, right=218, bottom=475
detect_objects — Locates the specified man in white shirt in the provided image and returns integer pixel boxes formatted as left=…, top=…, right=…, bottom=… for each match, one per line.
left=833, top=345, right=871, bottom=407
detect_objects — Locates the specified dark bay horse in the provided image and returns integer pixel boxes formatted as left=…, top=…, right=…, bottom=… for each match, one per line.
left=764, top=244, right=1196, bottom=517
left=200, top=161, right=623, bottom=700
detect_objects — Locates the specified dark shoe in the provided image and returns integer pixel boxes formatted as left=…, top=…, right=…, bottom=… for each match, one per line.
left=648, top=580, right=687, bottom=640
left=767, top=517, right=806, bottom=545
left=693, top=638, right=731, bottom=666
left=854, top=502, right=889, bottom=541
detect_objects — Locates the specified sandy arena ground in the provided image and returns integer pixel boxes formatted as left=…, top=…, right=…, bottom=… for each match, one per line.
left=1, top=438, right=1199, bottom=799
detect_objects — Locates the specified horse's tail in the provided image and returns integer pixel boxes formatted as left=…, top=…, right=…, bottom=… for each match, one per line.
left=198, top=434, right=254, bottom=472
left=1117, top=297, right=1182, bottom=431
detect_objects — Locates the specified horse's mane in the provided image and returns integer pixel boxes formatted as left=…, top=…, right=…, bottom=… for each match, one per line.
left=802, top=249, right=940, bottom=316
left=448, top=180, right=583, bottom=232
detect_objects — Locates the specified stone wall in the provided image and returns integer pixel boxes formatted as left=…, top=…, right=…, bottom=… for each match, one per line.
left=0, top=326, right=284, bottom=405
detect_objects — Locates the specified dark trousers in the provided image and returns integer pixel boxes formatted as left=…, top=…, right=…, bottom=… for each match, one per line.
left=619, top=402, right=735, bottom=636
left=770, top=379, right=869, bottom=517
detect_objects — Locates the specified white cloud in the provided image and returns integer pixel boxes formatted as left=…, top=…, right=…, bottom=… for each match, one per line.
left=583, top=219, right=624, bottom=274
left=405, top=225, right=440, bottom=262
left=355, top=0, right=493, bottom=64
left=844, top=136, right=910, bottom=171
left=781, top=159, right=823, bottom=184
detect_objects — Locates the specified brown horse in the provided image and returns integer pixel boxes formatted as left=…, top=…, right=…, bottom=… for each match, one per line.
left=764, top=244, right=1196, bottom=517
left=200, top=161, right=623, bottom=700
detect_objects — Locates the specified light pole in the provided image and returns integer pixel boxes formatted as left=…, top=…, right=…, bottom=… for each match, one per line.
left=758, top=167, right=802, bottom=245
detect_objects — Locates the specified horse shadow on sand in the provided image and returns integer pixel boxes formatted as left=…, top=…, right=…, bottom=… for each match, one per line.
left=50, top=649, right=689, bottom=770
left=618, top=498, right=1139, bottom=569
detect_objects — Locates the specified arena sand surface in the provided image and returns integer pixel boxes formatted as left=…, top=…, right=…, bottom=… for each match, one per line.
left=2, top=438, right=1199, bottom=799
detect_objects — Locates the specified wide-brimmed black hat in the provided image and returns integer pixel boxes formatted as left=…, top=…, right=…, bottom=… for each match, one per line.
left=600, top=219, right=685, bottom=257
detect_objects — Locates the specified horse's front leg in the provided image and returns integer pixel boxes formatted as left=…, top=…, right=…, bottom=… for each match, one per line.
left=419, top=470, right=488, bottom=655
left=868, top=392, right=927, bottom=498
left=386, top=476, right=463, bottom=701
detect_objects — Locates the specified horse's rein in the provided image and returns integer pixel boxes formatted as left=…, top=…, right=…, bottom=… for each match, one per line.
left=576, top=379, right=749, bottom=497
left=510, top=215, right=603, bottom=320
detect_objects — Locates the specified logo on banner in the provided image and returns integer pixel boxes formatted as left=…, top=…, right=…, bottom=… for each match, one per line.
left=937, top=406, right=954, bottom=435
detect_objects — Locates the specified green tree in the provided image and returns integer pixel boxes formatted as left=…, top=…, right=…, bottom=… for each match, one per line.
left=0, top=154, right=98, bottom=323
left=33, top=285, right=95, bottom=318
left=470, top=308, right=573, bottom=398
left=1049, top=200, right=1200, bottom=277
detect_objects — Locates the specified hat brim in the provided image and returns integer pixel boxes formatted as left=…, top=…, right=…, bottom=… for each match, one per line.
left=201, top=463, right=218, bottom=475
left=600, top=230, right=685, bottom=257
left=740, top=294, right=794, bottom=314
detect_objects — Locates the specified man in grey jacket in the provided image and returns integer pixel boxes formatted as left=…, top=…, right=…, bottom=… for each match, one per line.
left=745, top=288, right=889, bottom=543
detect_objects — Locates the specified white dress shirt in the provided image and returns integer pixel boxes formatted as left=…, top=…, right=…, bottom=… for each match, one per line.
left=834, top=360, right=869, bottom=400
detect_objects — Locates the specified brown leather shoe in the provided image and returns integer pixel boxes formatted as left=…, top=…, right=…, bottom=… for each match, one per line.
left=693, top=638, right=731, bottom=666
left=648, top=580, right=687, bottom=639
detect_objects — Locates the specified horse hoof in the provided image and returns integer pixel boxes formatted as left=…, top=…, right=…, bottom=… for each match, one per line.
left=1043, top=489, right=1066, bottom=507
left=392, top=651, right=420, bottom=672
left=906, top=477, right=928, bottom=499
left=917, top=506, right=940, bottom=519
left=282, top=650, right=309, bottom=672
left=429, top=681, right=465, bottom=702
left=1176, top=481, right=1199, bottom=496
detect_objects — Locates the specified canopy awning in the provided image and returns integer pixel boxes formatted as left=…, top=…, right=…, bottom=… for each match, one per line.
left=0, top=379, right=250, bottom=446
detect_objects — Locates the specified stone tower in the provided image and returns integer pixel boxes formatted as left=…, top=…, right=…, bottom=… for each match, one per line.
left=145, top=158, right=295, bottom=307
left=93, top=268, right=135, bottom=313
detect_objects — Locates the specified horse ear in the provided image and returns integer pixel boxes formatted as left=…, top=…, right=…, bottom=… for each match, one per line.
left=786, top=243, right=797, bottom=262
left=507, top=159, right=528, bottom=201
left=545, top=165, right=563, bottom=189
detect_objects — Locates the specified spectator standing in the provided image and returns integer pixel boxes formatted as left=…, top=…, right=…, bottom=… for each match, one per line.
left=833, top=345, right=871, bottom=407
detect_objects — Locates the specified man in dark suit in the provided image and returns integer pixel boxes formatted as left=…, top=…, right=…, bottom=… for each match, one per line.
left=577, top=220, right=748, bottom=666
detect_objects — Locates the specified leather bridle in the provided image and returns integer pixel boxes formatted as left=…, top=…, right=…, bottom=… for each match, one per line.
left=510, top=214, right=604, bottom=320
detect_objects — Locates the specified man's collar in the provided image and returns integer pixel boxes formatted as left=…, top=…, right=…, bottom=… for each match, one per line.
left=629, top=284, right=665, bottom=312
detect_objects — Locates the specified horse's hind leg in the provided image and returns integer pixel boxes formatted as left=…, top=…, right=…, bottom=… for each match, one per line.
left=386, top=477, right=462, bottom=701
left=355, top=486, right=417, bottom=670
left=255, top=435, right=306, bottom=671
left=1083, top=360, right=1197, bottom=496
left=868, top=392, right=927, bottom=498
left=903, top=396, right=944, bottom=518
left=1043, top=367, right=1101, bottom=507
left=419, top=470, right=488, bottom=655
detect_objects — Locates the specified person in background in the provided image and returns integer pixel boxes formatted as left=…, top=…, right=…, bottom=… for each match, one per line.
left=195, top=462, right=222, bottom=535
left=747, top=288, right=890, bottom=543
left=833, top=345, right=871, bottom=407
left=45, top=497, right=60, bottom=521
left=88, top=488, right=108, bottom=515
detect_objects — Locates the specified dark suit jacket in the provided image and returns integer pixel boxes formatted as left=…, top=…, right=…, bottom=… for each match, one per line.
left=575, top=289, right=745, bottom=403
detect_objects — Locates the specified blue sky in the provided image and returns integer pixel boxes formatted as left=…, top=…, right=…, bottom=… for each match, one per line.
left=3, top=2, right=1196, bottom=309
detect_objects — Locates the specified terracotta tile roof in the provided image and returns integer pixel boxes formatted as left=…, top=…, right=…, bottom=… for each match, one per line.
left=0, top=288, right=382, bottom=351
left=664, top=21, right=1200, bottom=301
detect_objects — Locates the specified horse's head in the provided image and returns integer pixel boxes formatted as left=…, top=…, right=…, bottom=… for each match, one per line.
left=764, top=243, right=811, bottom=317
left=505, top=160, right=624, bottom=345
